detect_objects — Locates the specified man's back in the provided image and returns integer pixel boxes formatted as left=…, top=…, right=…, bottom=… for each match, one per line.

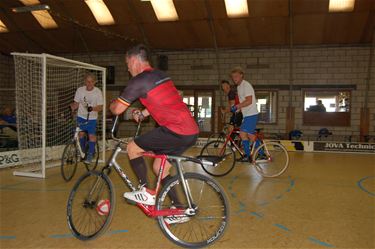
left=119, top=69, right=198, bottom=135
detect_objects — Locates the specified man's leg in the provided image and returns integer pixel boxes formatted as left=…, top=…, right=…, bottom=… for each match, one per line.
left=88, top=134, right=96, bottom=154
left=122, top=141, right=156, bottom=205
left=127, top=141, right=148, bottom=187
left=238, top=115, right=258, bottom=162
left=84, top=119, right=97, bottom=164
left=78, top=131, right=86, bottom=152
left=153, top=158, right=182, bottom=206
left=240, top=131, right=251, bottom=159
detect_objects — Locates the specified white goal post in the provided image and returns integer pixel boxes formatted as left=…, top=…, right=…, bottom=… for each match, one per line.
left=11, top=53, right=106, bottom=178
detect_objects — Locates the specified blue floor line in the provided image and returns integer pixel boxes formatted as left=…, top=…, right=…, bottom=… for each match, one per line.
left=107, top=229, right=128, bottom=235
left=249, top=211, right=263, bottom=218
left=357, top=176, right=375, bottom=197
left=274, top=223, right=290, bottom=232
left=49, top=234, right=74, bottom=239
left=0, top=235, right=16, bottom=240
left=308, top=237, right=335, bottom=247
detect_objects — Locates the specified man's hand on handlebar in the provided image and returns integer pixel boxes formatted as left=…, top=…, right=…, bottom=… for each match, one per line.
left=87, top=106, right=93, bottom=112
left=132, top=109, right=144, bottom=123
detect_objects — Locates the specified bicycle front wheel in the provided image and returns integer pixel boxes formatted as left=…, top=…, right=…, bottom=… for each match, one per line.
left=67, top=171, right=115, bottom=240
left=253, top=141, right=289, bottom=177
left=156, top=172, right=229, bottom=248
left=61, top=141, right=78, bottom=182
left=199, top=140, right=236, bottom=177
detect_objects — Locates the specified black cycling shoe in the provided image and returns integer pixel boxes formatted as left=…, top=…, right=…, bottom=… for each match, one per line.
left=236, top=156, right=251, bottom=163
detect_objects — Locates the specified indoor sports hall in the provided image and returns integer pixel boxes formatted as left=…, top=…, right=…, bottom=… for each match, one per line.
left=0, top=1, right=374, bottom=249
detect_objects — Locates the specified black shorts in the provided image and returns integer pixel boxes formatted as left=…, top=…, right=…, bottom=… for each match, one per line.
left=134, top=126, right=198, bottom=156
left=229, top=112, right=243, bottom=127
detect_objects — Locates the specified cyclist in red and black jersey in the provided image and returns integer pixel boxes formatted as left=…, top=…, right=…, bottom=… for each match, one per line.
left=220, top=80, right=243, bottom=132
left=110, top=44, right=199, bottom=206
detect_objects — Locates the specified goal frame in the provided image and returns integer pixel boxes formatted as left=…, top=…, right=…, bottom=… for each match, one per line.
left=11, top=52, right=106, bottom=178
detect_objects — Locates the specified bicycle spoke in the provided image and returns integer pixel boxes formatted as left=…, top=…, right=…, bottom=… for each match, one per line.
left=157, top=173, right=229, bottom=247
left=253, top=142, right=289, bottom=177
left=67, top=171, right=115, bottom=240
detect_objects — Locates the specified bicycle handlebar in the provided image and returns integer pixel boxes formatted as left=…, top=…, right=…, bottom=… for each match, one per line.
left=110, top=115, right=142, bottom=143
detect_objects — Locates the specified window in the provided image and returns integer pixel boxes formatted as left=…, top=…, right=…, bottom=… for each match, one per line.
left=303, top=89, right=351, bottom=126
left=256, top=90, right=277, bottom=124
left=304, top=90, right=350, bottom=113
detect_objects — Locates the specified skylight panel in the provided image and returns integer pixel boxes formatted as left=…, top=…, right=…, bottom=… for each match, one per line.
left=329, top=0, right=355, bottom=12
left=224, top=0, right=249, bottom=18
left=0, top=19, right=9, bottom=32
left=150, top=0, right=179, bottom=22
left=85, top=0, right=115, bottom=25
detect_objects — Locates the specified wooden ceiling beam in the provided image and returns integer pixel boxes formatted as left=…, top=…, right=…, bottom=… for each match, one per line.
left=54, top=0, right=92, bottom=59
left=125, top=0, right=149, bottom=48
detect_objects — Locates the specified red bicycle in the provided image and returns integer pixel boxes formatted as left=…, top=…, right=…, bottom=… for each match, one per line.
left=199, top=127, right=289, bottom=177
left=66, top=117, right=229, bottom=248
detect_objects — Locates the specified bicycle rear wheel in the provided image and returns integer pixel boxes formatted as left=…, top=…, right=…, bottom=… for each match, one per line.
left=67, top=171, right=115, bottom=240
left=206, top=132, right=226, bottom=144
left=61, top=141, right=78, bottom=182
left=253, top=141, right=289, bottom=177
left=156, top=172, right=229, bottom=248
left=199, top=140, right=236, bottom=176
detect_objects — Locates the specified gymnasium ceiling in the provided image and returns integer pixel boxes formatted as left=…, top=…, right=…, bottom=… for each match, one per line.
left=0, top=0, right=374, bottom=55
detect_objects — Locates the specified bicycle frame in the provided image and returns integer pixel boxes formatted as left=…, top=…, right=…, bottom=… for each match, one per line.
left=101, top=118, right=195, bottom=218
left=221, top=128, right=264, bottom=160
left=71, top=111, right=91, bottom=159
left=73, top=126, right=86, bottom=158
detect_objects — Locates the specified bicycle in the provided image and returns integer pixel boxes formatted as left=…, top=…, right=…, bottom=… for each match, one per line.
left=61, top=112, right=99, bottom=182
left=198, top=127, right=289, bottom=177
left=66, top=116, right=230, bottom=248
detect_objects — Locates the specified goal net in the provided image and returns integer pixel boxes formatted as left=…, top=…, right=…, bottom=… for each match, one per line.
left=11, top=53, right=106, bottom=178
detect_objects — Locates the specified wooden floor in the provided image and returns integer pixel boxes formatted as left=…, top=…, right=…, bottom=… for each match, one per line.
left=0, top=148, right=374, bottom=249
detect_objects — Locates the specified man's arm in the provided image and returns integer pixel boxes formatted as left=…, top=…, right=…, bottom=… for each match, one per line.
left=92, top=105, right=103, bottom=112
left=110, top=100, right=128, bottom=115
left=70, top=101, right=79, bottom=111
left=237, top=96, right=252, bottom=109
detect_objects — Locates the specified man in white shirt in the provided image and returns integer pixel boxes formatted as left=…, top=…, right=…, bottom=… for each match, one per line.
left=70, top=73, right=103, bottom=164
left=230, top=67, right=259, bottom=162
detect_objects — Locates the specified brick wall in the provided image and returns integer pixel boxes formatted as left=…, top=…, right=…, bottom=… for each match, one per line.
left=1, top=46, right=374, bottom=140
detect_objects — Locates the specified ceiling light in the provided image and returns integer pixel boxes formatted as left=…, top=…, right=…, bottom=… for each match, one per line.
left=0, top=19, right=9, bottom=32
left=85, top=0, right=115, bottom=25
left=329, top=0, right=355, bottom=12
left=150, top=0, right=179, bottom=21
left=224, top=0, right=249, bottom=18
left=18, top=0, right=58, bottom=29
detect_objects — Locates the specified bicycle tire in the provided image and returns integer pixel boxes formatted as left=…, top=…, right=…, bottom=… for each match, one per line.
left=67, top=170, right=115, bottom=240
left=253, top=141, right=289, bottom=177
left=206, top=132, right=226, bottom=145
left=84, top=141, right=99, bottom=171
left=199, top=140, right=236, bottom=177
left=61, top=141, right=78, bottom=182
left=156, top=172, right=229, bottom=248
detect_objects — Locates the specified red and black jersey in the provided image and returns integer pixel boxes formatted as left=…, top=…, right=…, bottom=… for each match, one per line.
left=117, top=68, right=199, bottom=135
left=228, top=89, right=240, bottom=105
